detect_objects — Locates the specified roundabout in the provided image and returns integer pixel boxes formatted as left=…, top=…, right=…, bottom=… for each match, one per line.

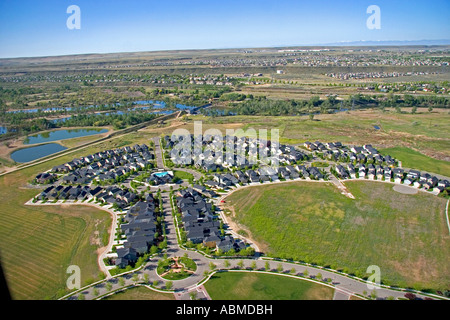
left=157, top=256, right=197, bottom=281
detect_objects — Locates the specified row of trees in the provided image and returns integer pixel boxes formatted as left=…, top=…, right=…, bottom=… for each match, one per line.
left=230, top=94, right=449, bottom=116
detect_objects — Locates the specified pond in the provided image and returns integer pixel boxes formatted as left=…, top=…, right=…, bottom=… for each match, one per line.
left=10, top=143, right=68, bottom=163
left=24, top=128, right=108, bottom=145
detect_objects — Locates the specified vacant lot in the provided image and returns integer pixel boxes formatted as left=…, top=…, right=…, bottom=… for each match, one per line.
left=225, top=180, right=450, bottom=291
left=204, top=271, right=334, bottom=300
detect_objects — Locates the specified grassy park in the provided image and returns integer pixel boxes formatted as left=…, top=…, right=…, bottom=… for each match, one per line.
left=103, top=286, right=175, bottom=300
left=204, top=272, right=334, bottom=300
left=225, top=180, right=450, bottom=291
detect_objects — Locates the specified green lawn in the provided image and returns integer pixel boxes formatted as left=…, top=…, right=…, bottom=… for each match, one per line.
left=173, top=170, right=194, bottom=181
left=379, top=146, right=450, bottom=177
left=157, top=257, right=197, bottom=280
left=226, top=180, right=450, bottom=291
left=103, top=286, right=175, bottom=300
left=204, top=271, right=334, bottom=300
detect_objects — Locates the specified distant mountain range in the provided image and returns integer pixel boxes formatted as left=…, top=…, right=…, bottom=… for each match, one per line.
left=318, top=39, right=450, bottom=46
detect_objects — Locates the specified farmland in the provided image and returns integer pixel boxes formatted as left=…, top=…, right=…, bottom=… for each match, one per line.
left=224, top=180, right=450, bottom=291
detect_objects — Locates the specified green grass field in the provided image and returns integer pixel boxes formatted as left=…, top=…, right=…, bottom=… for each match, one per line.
left=225, top=180, right=450, bottom=291
left=0, top=144, right=122, bottom=299
left=103, top=286, right=175, bottom=300
left=204, top=271, right=334, bottom=300
left=379, top=146, right=450, bottom=177
left=173, top=170, right=194, bottom=181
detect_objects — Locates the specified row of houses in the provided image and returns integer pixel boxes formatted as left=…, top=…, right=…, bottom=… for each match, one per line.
left=305, top=141, right=396, bottom=166
left=38, top=184, right=103, bottom=202
left=38, top=183, right=143, bottom=209
left=334, top=164, right=450, bottom=192
left=175, top=188, right=246, bottom=253
left=164, top=134, right=309, bottom=170
left=51, top=144, right=155, bottom=184
left=203, top=164, right=325, bottom=190
left=115, top=198, right=159, bottom=268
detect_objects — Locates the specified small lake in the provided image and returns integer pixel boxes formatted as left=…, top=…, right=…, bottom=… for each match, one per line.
left=11, top=143, right=68, bottom=163
left=24, top=128, right=108, bottom=145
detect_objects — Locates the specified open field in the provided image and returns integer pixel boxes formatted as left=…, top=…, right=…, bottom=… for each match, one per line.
left=204, top=271, right=334, bottom=300
left=224, top=180, right=450, bottom=291
left=103, top=286, right=175, bottom=300
left=0, top=168, right=112, bottom=299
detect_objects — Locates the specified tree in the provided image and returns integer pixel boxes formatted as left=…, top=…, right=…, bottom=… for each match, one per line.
left=309, top=113, right=314, bottom=121
left=189, top=291, right=198, bottom=300
left=277, top=263, right=283, bottom=273
left=264, top=261, right=270, bottom=271
left=165, top=281, right=173, bottom=290
left=237, top=260, right=244, bottom=269
left=370, top=289, right=378, bottom=300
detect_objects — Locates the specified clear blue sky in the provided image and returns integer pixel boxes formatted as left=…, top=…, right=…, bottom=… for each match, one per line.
left=0, top=0, right=449, bottom=58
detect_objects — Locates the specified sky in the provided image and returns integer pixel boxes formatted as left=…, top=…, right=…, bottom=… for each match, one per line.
left=0, top=0, right=449, bottom=58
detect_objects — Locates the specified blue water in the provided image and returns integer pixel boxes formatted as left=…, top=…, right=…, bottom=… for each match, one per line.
left=24, top=128, right=108, bottom=145
left=11, top=143, right=68, bottom=163
left=154, top=171, right=170, bottom=177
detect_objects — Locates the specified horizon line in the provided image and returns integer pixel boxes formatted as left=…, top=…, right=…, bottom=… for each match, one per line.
left=1, top=39, right=450, bottom=60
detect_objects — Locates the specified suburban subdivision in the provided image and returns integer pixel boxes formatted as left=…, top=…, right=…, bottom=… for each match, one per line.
left=1, top=2, right=450, bottom=306
left=16, top=130, right=449, bottom=301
